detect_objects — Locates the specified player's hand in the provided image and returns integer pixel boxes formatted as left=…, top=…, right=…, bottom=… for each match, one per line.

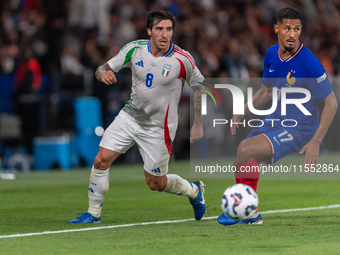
left=190, top=123, right=203, bottom=143
left=299, top=141, right=320, bottom=169
left=231, top=114, right=244, bottom=135
left=101, top=70, right=117, bottom=85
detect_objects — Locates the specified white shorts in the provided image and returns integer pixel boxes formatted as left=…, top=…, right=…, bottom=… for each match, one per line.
left=99, top=111, right=172, bottom=176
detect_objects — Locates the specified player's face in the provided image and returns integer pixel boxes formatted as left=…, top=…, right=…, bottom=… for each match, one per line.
left=274, top=19, right=302, bottom=52
left=147, top=19, right=173, bottom=54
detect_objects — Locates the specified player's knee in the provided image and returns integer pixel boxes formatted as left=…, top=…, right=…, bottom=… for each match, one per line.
left=146, top=179, right=166, bottom=191
left=148, top=182, right=158, bottom=191
left=237, top=141, right=253, bottom=161
left=94, top=155, right=110, bottom=170
left=145, top=171, right=167, bottom=191
left=149, top=181, right=165, bottom=191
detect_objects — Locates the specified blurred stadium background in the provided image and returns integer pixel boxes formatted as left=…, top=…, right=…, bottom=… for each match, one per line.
left=0, top=0, right=339, bottom=172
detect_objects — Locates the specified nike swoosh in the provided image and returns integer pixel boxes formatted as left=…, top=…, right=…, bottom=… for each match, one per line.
left=273, top=137, right=280, bottom=145
left=269, top=69, right=275, bottom=72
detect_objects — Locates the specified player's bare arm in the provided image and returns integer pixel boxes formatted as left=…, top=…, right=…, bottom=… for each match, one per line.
left=300, top=91, right=338, bottom=168
left=231, top=84, right=273, bottom=135
left=95, top=63, right=117, bottom=85
left=190, top=84, right=205, bottom=143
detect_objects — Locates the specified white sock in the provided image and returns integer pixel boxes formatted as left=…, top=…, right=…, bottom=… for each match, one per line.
left=87, top=166, right=109, bottom=218
left=163, top=174, right=198, bottom=199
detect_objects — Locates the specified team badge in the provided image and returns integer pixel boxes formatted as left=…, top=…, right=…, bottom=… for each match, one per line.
left=286, top=70, right=296, bottom=87
left=162, top=63, right=172, bottom=77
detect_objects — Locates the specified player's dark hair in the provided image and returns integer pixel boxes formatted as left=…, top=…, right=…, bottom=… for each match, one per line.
left=276, top=7, right=302, bottom=24
left=147, top=8, right=176, bottom=30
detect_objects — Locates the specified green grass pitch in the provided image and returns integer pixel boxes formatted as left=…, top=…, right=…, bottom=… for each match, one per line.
left=1, top=153, right=340, bottom=254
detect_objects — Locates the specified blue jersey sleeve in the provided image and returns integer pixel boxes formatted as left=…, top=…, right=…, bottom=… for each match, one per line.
left=306, top=62, right=333, bottom=101
left=262, top=51, right=271, bottom=87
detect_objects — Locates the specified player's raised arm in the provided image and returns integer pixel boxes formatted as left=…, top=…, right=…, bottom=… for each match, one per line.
left=231, top=84, right=273, bottom=135
left=190, top=84, right=205, bottom=143
left=95, top=63, right=117, bottom=85
left=299, top=91, right=338, bottom=168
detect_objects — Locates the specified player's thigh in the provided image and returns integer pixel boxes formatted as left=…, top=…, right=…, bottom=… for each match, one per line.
left=237, top=135, right=272, bottom=163
left=260, top=128, right=304, bottom=165
left=136, top=135, right=171, bottom=177
left=98, top=113, right=136, bottom=166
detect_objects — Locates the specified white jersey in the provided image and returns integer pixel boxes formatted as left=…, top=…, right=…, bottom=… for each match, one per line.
left=107, top=39, right=204, bottom=140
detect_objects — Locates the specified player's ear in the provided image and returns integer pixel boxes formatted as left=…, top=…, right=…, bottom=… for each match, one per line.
left=274, top=24, right=279, bottom=34
left=147, top=28, right=152, bottom=37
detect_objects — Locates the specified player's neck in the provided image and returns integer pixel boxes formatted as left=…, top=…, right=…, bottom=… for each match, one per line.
left=150, top=41, right=170, bottom=58
left=279, top=42, right=301, bottom=61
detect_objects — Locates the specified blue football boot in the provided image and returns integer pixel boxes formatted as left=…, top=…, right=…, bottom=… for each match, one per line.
left=189, top=181, right=206, bottom=220
left=69, top=212, right=101, bottom=224
left=236, top=214, right=262, bottom=224
left=217, top=213, right=262, bottom=225
left=217, top=213, right=238, bottom=225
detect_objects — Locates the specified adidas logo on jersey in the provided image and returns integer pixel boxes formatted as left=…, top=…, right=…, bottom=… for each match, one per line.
left=135, top=60, right=144, bottom=67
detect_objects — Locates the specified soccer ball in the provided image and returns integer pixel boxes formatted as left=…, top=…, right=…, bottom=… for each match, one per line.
left=221, top=184, right=259, bottom=220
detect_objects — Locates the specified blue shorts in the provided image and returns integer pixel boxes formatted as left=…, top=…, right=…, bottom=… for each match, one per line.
left=245, top=123, right=316, bottom=165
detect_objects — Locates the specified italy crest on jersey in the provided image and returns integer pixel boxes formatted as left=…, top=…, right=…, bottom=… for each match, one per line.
left=162, top=64, right=172, bottom=77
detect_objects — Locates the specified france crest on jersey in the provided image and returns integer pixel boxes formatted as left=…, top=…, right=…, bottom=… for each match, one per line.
left=262, top=43, right=333, bottom=131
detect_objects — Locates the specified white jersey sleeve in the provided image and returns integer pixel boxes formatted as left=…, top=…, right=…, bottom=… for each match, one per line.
left=107, top=40, right=149, bottom=72
left=175, top=48, right=204, bottom=87
left=188, top=65, right=204, bottom=87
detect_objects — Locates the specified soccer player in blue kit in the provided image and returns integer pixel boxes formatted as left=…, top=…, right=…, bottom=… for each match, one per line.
left=218, top=7, right=338, bottom=225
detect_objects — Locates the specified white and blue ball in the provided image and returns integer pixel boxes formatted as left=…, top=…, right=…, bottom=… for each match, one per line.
left=221, top=184, right=259, bottom=220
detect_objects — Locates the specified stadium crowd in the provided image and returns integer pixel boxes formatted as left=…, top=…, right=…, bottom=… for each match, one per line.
left=1, top=0, right=340, bottom=162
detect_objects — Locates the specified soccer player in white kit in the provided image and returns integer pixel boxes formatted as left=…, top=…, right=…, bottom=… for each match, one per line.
left=69, top=9, right=206, bottom=223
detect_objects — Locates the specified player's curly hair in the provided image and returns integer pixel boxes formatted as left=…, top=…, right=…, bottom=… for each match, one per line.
left=276, top=7, right=302, bottom=24
left=147, top=8, right=176, bottom=30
